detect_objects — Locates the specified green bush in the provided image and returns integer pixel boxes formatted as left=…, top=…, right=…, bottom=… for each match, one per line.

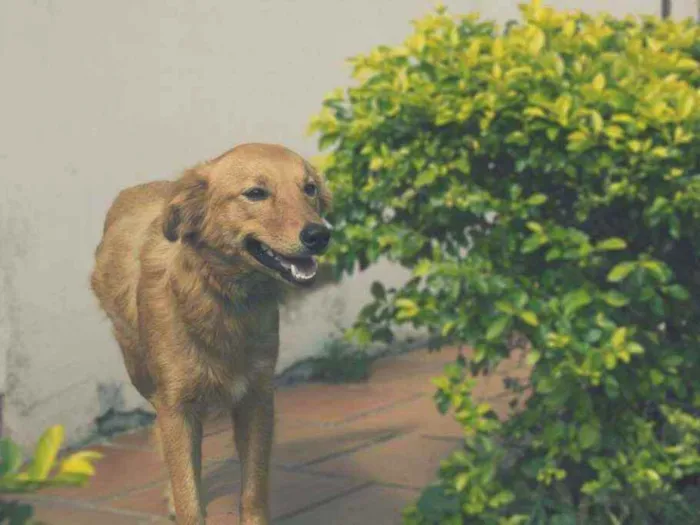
left=309, top=1, right=700, bottom=522
left=0, top=425, right=102, bottom=524
left=308, top=339, right=372, bottom=383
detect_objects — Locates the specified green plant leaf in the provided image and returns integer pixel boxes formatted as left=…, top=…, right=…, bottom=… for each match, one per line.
left=596, top=238, right=627, bottom=251
left=580, top=423, right=601, bottom=450
left=486, top=316, right=510, bottom=340
left=0, top=439, right=24, bottom=476
left=519, top=311, right=539, bottom=327
left=607, top=262, right=636, bottom=282
left=370, top=281, right=386, bottom=300
left=601, top=290, right=629, bottom=307
left=562, top=289, right=592, bottom=316
left=394, top=298, right=420, bottom=320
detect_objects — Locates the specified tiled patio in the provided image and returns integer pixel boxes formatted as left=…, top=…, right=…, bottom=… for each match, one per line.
left=18, top=347, right=529, bottom=524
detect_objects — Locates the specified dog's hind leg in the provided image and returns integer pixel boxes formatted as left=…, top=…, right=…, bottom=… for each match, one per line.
left=151, top=424, right=176, bottom=519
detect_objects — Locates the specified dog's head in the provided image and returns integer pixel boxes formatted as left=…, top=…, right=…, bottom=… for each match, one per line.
left=162, top=143, right=332, bottom=286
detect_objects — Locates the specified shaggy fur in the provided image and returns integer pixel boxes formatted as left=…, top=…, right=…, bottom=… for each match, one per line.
left=91, top=143, right=332, bottom=525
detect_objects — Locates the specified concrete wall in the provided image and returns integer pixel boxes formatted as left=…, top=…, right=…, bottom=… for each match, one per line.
left=0, top=0, right=696, bottom=448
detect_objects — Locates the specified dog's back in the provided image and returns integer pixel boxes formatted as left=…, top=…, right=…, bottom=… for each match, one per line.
left=91, top=181, right=172, bottom=350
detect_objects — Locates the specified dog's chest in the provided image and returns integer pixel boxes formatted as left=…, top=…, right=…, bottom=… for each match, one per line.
left=193, top=307, right=278, bottom=405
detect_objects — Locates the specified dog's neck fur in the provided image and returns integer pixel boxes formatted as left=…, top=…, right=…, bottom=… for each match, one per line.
left=174, top=240, right=282, bottom=314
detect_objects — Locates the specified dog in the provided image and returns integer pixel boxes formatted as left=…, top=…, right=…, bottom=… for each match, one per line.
left=90, top=143, right=332, bottom=525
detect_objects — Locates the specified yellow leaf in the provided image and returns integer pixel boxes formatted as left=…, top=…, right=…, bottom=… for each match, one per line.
left=524, top=107, right=546, bottom=118
left=28, top=425, right=64, bottom=481
left=526, top=221, right=543, bottom=233
left=651, top=147, right=669, bottom=158
left=492, top=38, right=504, bottom=58
left=395, top=298, right=419, bottom=319
left=590, top=111, right=603, bottom=134
left=568, top=131, right=588, bottom=143
left=441, top=321, right=456, bottom=337
left=605, top=125, right=624, bottom=140
left=492, top=63, right=503, bottom=79
left=407, top=33, right=427, bottom=53
left=678, top=95, right=695, bottom=119
left=611, top=114, right=634, bottom=124
left=592, top=73, right=606, bottom=92
left=58, top=451, right=103, bottom=477
left=520, top=311, right=539, bottom=327
left=611, top=327, right=627, bottom=349
left=676, top=58, right=698, bottom=71
left=528, top=28, right=546, bottom=55
left=554, top=95, right=572, bottom=121
left=562, top=19, right=576, bottom=37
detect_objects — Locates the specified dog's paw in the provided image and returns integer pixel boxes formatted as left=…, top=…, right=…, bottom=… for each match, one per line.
left=163, top=483, right=176, bottom=520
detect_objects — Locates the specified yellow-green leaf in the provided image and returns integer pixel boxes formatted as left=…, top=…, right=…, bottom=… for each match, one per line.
left=395, top=298, right=419, bottom=320
left=611, top=327, right=627, bottom=349
left=590, top=111, right=604, bottom=134
left=486, top=316, right=510, bottom=341
left=528, top=28, right=546, bottom=55
left=519, top=311, right=539, bottom=327
left=57, top=450, right=103, bottom=477
left=601, top=291, right=629, bottom=307
left=441, top=321, right=456, bottom=337
left=596, top=238, right=627, bottom=251
left=676, top=58, right=698, bottom=71
left=592, top=73, right=606, bottom=91
left=607, top=262, right=636, bottom=282
left=27, top=425, right=64, bottom=481
left=526, top=221, right=543, bottom=233
left=526, top=351, right=541, bottom=366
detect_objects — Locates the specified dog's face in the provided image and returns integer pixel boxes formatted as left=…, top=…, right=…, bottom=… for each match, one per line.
left=163, top=143, right=332, bottom=286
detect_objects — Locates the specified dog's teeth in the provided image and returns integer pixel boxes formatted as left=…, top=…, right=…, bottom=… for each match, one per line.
left=290, top=262, right=318, bottom=282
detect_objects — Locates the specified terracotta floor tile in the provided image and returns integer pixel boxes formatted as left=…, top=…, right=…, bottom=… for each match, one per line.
left=274, top=383, right=419, bottom=425
left=108, top=460, right=365, bottom=521
left=25, top=501, right=152, bottom=525
left=343, top=394, right=464, bottom=440
left=368, top=347, right=467, bottom=393
left=108, top=427, right=153, bottom=451
left=276, top=484, right=419, bottom=525
left=106, top=480, right=171, bottom=516
left=273, top=421, right=397, bottom=468
left=40, top=444, right=167, bottom=501
left=304, top=432, right=460, bottom=489
left=204, top=461, right=367, bottom=519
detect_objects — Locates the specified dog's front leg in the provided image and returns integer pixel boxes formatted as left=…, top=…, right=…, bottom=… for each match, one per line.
left=232, top=384, right=274, bottom=525
left=157, top=406, right=205, bottom=525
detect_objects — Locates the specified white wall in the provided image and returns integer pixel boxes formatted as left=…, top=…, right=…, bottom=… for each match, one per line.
left=0, top=0, right=696, bottom=448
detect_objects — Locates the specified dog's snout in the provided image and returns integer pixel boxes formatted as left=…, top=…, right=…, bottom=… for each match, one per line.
left=299, top=223, right=331, bottom=254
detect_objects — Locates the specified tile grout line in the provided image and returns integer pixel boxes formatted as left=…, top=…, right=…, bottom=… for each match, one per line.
left=281, top=391, right=428, bottom=429
left=272, top=481, right=376, bottom=523
left=15, top=493, right=164, bottom=520
left=279, top=430, right=408, bottom=470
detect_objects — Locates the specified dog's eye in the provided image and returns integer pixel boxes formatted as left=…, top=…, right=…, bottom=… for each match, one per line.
left=243, top=188, right=269, bottom=201
left=303, top=183, right=318, bottom=197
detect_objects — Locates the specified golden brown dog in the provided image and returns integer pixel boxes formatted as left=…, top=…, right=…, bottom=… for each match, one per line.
left=90, top=143, right=332, bottom=525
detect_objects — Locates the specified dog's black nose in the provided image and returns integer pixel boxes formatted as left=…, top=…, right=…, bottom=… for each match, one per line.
left=300, top=223, right=331, bottom=254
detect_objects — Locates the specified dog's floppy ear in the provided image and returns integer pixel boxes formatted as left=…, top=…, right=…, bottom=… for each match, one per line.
left=162, top=166, right=209, bottom=242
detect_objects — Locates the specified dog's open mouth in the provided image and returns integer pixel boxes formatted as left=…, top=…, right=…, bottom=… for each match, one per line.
left=245, top=238, right=318, bottom=285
